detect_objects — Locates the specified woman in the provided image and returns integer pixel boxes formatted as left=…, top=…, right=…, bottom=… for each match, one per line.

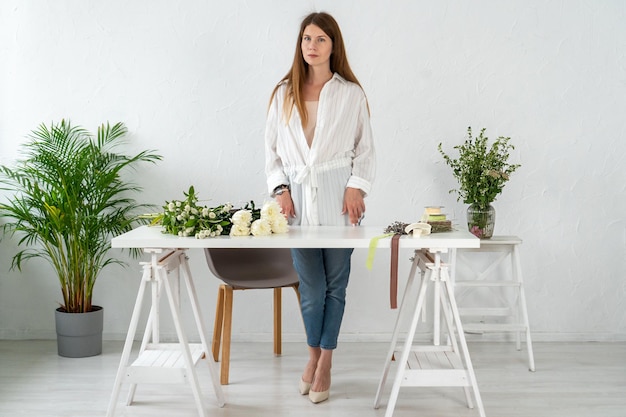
left=264, top=12, right=375, bottom=403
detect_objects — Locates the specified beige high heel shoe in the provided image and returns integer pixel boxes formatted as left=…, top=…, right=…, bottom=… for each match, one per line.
left=299, top=379, right=311, bottom=395
left=308, top=388, right=329, bottom=403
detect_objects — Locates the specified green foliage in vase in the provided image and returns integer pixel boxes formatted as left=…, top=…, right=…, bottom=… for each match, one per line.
left=0, top=120, right=162, bottom=313
left=438, top=127, right=520, bottom=209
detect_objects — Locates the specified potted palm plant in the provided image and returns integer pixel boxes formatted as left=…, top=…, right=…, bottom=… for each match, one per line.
left=438, top=127, right=520, bottom=239
left=0, top=120, right=161, bottom=357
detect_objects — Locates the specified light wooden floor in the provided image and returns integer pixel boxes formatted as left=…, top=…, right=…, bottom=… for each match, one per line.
left=0, top=340, right=624, bottom=417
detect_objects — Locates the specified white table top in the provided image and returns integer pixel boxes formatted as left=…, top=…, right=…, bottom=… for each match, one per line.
left=111, top=225, right=479, bottom=250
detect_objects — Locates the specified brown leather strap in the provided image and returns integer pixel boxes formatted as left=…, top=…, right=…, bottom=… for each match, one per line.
left=390, top=233, right=401, bottom=309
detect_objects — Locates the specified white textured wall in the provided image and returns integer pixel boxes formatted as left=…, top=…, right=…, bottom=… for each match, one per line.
left=1, top=0, right=625, bottom=342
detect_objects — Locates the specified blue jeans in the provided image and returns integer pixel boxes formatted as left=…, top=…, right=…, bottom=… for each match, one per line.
left=291, top=248, right=354, bottom=350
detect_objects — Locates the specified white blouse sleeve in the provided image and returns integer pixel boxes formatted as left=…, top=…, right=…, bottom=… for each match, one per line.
left=264, top=89, right=290, bottom=194
left=346, top=91, right=376, bottom=196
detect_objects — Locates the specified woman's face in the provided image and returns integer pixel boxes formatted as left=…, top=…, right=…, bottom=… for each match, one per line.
left=301, top=24, right=333, bottom=69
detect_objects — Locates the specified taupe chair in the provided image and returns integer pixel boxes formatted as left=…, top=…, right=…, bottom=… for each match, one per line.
left=204, top=248, right=300, bottom=385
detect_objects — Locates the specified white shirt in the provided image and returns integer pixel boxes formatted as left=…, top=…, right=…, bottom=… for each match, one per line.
left=265, top=73, right=376, bottom=226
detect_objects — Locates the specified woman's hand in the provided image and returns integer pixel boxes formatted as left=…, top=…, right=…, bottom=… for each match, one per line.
left=342, top=187, right=365, bottom=225
left=276, top=191, right=296, bottom=218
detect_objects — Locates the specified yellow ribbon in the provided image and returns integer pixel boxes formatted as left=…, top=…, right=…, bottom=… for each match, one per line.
left=366, top=233, right=395, bottom=270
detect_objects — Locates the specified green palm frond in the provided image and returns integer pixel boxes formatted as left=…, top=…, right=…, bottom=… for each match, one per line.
left=0, top=120, right=162, bottom=313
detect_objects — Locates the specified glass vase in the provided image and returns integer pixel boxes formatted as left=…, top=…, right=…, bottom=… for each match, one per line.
left=466, top=203, right=495, bottom=239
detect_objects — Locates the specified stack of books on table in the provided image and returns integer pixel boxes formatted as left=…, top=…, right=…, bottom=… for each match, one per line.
left=422, top=206, right=452, bottom=233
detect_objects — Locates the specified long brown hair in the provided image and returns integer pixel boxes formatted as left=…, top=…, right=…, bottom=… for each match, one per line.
left=269, top=12, right=364, bottom=127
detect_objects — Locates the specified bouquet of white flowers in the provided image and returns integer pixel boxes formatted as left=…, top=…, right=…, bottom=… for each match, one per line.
left=149, top=186, right=288, bottom=239
left=230, top=200, right=288, bottom=237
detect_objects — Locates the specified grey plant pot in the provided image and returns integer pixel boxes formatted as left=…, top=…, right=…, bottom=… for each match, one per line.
left=55, top=306, right=103, bottom=358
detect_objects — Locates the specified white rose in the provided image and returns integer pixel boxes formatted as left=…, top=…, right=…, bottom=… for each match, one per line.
left=230, top=224, right=250, bottom=236
left=251, top=219, right=272, bottom=236
left=261, top=200, right=282, bottom=222
left=231, top=209, right=252, bottom=226
left=271, top=215, right=289, bottom=234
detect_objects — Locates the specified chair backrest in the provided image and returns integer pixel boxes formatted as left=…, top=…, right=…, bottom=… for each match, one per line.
left=204, top=248, right=299, bottom=289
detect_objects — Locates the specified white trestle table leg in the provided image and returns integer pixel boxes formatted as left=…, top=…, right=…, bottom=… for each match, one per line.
left=106, top=261, right=153, bottom=417
left=106, top=249, right=225, bottom=417
left=374, top=252, right=425, bottom=408
left=377, top=249, right=487, bottom=417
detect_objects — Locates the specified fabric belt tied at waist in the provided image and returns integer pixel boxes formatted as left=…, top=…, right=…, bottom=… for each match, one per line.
left=291, top=157, right=352, bottom=187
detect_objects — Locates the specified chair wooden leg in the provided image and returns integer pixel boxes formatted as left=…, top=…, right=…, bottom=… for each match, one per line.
left=212, top=285, right=225, bottom=362
left=221, top=286, right=233, bottom=385
left=273, top=288, right=282, bottom=356
left=274, top=284, right=301, bottom=356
